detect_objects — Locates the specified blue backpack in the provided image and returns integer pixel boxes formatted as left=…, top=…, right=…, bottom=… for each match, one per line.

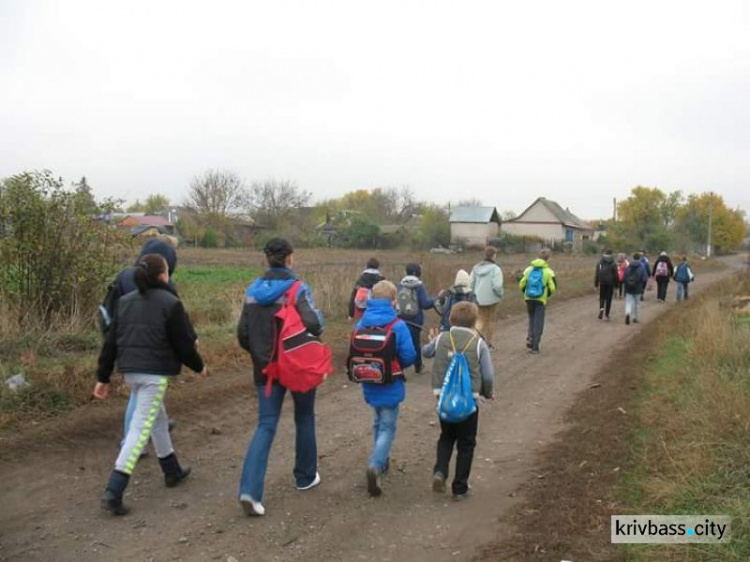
left=437, top=332, right=477, bottom=423
left=524, top=267, right=545, bottom=299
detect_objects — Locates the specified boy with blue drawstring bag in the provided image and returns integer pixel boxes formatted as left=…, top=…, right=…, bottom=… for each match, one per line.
left=422, top=301, right=495, bottom=500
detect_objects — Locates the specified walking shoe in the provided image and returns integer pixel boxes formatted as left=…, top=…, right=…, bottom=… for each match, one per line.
left=605, top=315, right=611, bottom=322
left=366, top=467, right=382, bottom=497
left=432, top=472, right=447, bottom=493
left=633, top=318, right=639, bottom=324
left=529, top=349, right=540, bottom=355
left=625, top=314, right=630, bottom=325
left=239, top=494, right=265, bottom=516
left=159, top=453, right=191, bottom=488
left=296, top=471, right=321, bottom=491
left=101, top=470, right=130, bottom=516
left=452, top=487, right=472, bottom=501
left=598, top=308, right=604, bottom=320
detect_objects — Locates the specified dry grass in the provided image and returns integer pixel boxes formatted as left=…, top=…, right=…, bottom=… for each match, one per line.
left=621, top=274, right=750, bottom=560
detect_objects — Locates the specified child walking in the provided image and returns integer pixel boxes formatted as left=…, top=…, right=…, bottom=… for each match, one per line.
left=348, top=280, right=416, bottom=497
left=94, top=254, right=206, bottom=515
left=422, top=302, right=495, bottom=500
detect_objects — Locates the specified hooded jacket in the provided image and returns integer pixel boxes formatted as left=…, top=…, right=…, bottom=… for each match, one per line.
left=96, top=282, right=203, bottom=383
left=348, top=268, right=385, bottom=318
left=469, top=260, right=504, bottom=306
left=434, top=286, right=478, bottom=331
left=519, top=259, right=556, bottom=305
left=356, top=299, right=417, bottom=408
left=116, top=238, right=178, bottom=295
left=396, top=275, right=434, bottom=326
left=237, top=268, right=324, bottom=387
left=594, top=254, right=619, bottom=287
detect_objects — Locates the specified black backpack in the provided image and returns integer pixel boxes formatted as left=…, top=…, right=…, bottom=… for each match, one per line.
left=98, top=280, right=122, bottom=335
left=346, top=320, right=402, bottom=384
left=624, top=265, right=641, bottom=291
left=598, top=260, right=616, bottom=285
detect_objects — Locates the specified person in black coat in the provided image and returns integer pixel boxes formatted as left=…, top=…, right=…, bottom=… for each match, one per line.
left=651, top=251, right=675, bottom=302
left=594, top=249, right=619, bottom=320
left=94, top=253, right=206, bottom=516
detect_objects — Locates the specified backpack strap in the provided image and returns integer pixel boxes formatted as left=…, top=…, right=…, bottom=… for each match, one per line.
left=449, top=330, right=477, bottom=354
left=283, top=280, right=302, bottom=306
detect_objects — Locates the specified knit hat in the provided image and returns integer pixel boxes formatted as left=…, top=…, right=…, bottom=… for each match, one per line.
left=454, top=269, right=470, bottom=287
left=405, top=263, right=422, bottom=278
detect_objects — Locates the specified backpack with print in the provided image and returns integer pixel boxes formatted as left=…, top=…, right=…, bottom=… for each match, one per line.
left=437, top=332, right=477, bottom=423
left=353, top=285, right=372, bottom=319
left=654, top=260, right=669, bottom=278
left=346, top=319, right=402, bottom=384
left=396, top=285, right=419, bottom=319
left=524, top=267, right=545, bottom=299
left=263, top=281, right=333, bottom=395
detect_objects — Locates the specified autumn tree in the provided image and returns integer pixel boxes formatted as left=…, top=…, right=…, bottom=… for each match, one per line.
left=676, top=192, right=745, bottom=254
left=613, top=186, right=683, bottom=251
left=186, top=169, right=247, bottom=226
left=247, top=179, right=311, bottom=230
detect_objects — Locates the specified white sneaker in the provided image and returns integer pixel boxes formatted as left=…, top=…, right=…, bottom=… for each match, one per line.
left=239, top=494, right=265, bottom=516
left=297, top=471, right=321, bottom=491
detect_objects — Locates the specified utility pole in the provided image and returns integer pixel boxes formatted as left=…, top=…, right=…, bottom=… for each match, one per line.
left=613, top=197, right=617, bottom=222
left=707, top=192, right=713, bottom=258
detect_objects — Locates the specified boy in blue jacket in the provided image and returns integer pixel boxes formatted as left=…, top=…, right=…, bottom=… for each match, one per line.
left=355, top=280, right=416, bottom=497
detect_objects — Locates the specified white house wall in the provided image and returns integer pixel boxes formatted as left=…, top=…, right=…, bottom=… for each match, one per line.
left=451, top=222, right=498, bottom=247
left=501, top=222, right=564, bottom=240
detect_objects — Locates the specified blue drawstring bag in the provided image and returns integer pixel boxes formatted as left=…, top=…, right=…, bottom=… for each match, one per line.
left=437, top=332, right=477, bottom=423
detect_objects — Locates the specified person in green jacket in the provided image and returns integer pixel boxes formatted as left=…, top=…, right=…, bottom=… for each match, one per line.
left=518, top=248, right=557, bottom=354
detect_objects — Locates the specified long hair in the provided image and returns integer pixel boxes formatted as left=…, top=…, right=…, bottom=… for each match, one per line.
left=133, top=254, right=168, bottom=295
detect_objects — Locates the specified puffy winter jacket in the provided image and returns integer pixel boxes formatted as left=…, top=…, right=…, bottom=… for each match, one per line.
left=519, top=259, right=556, bottom=305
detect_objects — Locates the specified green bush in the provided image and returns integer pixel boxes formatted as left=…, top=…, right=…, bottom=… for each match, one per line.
left=202, top=227, right=219, bottom=248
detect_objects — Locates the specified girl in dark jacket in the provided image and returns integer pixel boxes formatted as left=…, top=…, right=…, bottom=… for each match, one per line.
left=94, top=254, right=206, bottom=516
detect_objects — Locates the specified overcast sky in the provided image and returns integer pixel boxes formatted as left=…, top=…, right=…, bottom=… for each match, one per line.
left=1, top=0, right=749, bottom=219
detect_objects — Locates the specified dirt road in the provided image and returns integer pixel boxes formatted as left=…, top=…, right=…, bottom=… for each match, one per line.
left=0, top=267, right=734, bottom=562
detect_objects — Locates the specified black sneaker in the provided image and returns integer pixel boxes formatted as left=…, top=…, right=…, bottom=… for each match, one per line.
left=625, top=314, right=630, bottom=325
left=366, top=467, right=382, bottom=497
left=101, top=489, right=130, bottom=516
left=598, top=308, right=604, bottom=320
left=432, top=472, right=447, bottom=493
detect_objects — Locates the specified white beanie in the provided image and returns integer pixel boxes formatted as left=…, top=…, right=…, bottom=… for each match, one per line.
left=454, top=269, right=470, bottom=287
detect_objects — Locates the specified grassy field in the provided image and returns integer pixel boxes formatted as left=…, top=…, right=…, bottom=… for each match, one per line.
left=0, top=247, right=727, bottom=431
left=618, top=273, right=750, bottom=560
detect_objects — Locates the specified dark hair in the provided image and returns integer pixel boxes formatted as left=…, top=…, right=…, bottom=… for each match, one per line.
left=484, top=246, right=497, bottom=260
left=134, top=254, right=168, bottom=295
left=603, top=248, right=613, bottom=256
left=406, top=263, right=422, bottom=278
left=263, top=237, right=293, bottom=268
left=633, top=252, right=641, bottom=260
left=366, top=257, right=380, bottom=269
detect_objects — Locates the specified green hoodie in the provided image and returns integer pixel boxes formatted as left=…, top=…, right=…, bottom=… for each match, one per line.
left=519, top=259, right=556, bottom=305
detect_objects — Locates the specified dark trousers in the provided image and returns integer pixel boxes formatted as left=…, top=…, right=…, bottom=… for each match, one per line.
left=656, top=277, right=669, bottom=301
left=598, top=284, right=614, bottom=317
left=616, top=280, right=624, bottom=298
left=406, top=323, right=422, bottom=370
left=526, top=300, right=546, bottom=352
left=434, top=409, right=478, bottom=495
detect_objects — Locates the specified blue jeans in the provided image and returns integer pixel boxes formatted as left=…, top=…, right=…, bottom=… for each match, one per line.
left=239, top=383, right=318, bottom=502
left=369, top=406, right=399, bottom=472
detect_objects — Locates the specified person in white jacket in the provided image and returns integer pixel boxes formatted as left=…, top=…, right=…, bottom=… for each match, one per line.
left=468, top=247, right=504, bottom=348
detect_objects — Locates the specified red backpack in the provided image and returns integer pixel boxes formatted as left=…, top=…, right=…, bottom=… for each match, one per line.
left=353, top=285, right=371, bottom=319
left=263, top=281, right=333, bottom=395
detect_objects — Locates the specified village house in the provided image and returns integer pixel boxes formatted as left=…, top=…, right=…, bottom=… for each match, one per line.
left=449, top=206, right=501, bottom=248
left=501, top=197, right=594, bottom=251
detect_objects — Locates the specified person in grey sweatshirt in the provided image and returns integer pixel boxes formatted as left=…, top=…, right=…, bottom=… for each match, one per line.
left=468, top=247, right=504, bottom=348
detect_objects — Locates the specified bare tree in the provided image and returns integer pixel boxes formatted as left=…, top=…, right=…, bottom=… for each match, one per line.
left=186, top=169, right=247, bottom=221
left=455, top=198, right=484, bottom=207
left=248, top=179, right=311, bottom=229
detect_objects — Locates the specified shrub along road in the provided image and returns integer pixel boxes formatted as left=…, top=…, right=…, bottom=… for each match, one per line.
left=0, top=259, right=740, bottom=562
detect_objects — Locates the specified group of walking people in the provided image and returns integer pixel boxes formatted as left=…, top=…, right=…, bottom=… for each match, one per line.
left=91, top=237, right=561, bottom=517
left=594, top=249, right=695, bottom=324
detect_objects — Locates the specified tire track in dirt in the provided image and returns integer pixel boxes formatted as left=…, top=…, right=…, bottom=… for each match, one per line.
left=0, top=266, right=734, bottom=562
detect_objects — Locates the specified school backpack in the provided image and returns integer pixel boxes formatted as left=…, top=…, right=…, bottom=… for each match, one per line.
left=263, top=281, right=333, bottom=395
left=654, top=260, right=669, bottom=278
left=98, top=280, right=122, bottom=335
left=346, top=319, right=402, bottom=384
left=597, top=260, right=617, bottom=286
left=674, top=263, right=693, bottom=283
left=524, top=267, right=545, bottom=299
left=353, top=285, right=372, bottom=319
left=396, top=285, right=419, bottom=319
left=437, top=332, right=477, bottom=423
left=624, top=264, right=641, bottom=291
